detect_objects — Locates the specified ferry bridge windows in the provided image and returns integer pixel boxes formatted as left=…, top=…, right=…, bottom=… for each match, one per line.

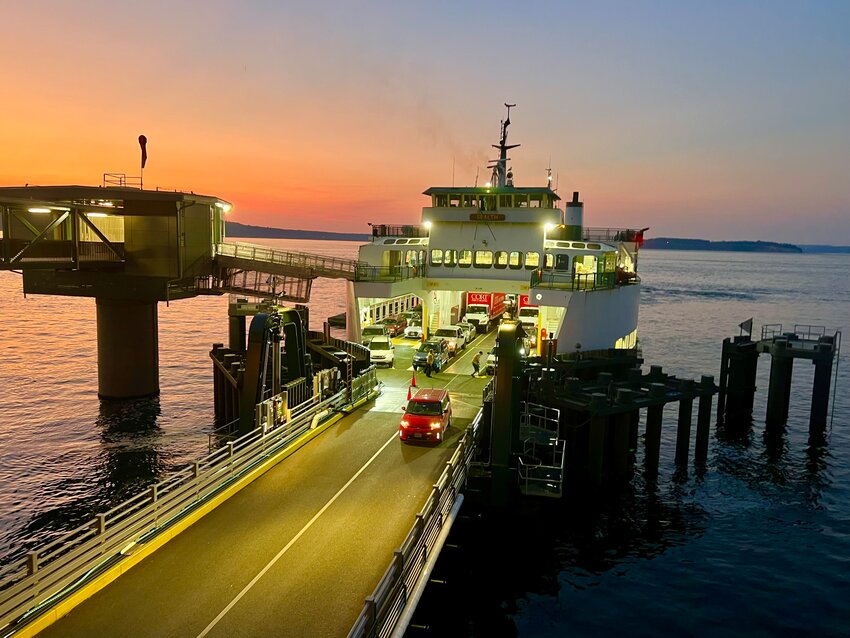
left=458, top=250, right=472, bottom=268
left=480, top=195, right=496, bottom=211
left=494, top=251, right=508, bottom=269
left=509, top=251, right=522, bottom=269
left=430, top=249, right=443, bottom=265
left=515, top=194, right=528, bottom=207
left=474, top=250, right=493, bottom=268
left=498, top=195, right=511, bottom=208
left=544, top=253, right=554, bottom=269
left=462, top=195, right=476, bottom=208
left=525, top=252, right=540, bottom=269
left=434, top=194, right=449, bottom=207
left=444, top=249, right=457, bottom=267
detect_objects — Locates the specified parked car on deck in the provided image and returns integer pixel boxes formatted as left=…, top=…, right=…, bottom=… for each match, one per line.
left=361, top=324, right=389, bottom=345
left=433, top=326, right=466, bottom=354
left=412, top=339, right=449, bottom=372
left=485, top=347, right=497, bottom=375
left=368, top=336, right=394, bottom=367
left=455, top=322, right=476, bottom=344
left=399, top=388, right=452, bottom=444
left=379, top=315, right=407, bottom=337
left=404, top=319, right=424, bottom=339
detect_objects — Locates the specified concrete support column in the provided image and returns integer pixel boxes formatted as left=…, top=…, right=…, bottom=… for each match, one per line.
left=96, top=298, right=159, bottom=399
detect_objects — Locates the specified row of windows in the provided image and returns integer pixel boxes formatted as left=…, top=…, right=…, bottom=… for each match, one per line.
left=432, top=194, right=552, bottom=209
left=396, top=248, right=611, bottom=272
left=430, top=249, right=550, bottom=270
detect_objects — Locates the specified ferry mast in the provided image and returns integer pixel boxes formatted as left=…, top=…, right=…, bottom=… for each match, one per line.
left=489, top=103, right=520, bottom=187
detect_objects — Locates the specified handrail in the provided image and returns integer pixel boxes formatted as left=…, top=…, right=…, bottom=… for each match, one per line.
left=347, top=407, right=484, bottom=638
left=530, top=270, right=628, bottom=291
left=354, top=264, right=425, bottom=282
left=0, top=368, right=380, bottom=635
left=215, top=242, right=361, bottom=279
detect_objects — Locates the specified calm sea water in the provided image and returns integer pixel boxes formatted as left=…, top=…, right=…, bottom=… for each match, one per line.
left=1, top=245, right=848, bottom=636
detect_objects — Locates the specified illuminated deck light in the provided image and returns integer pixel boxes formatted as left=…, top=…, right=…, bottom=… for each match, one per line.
left=27, top=207, right=51, bottom=213
left=215, top=202, right=232, bottom=213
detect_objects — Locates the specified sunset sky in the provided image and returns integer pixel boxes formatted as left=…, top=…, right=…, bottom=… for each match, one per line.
left=2, top=1, right=848, bottom=244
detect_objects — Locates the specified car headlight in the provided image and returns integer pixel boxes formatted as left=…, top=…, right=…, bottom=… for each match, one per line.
left=430, top=422, right=442, bottom=429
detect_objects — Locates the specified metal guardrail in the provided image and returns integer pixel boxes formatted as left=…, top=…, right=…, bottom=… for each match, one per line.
left=368, top=224, right=429, bottom=239
left=347, top=407, right=484, bottom=638
left=530, top=270, right=622, bottom=291
left=0, top=368, right=380, bottom=636
left=582, top=227, right=646, bottom=243
left=354, top=264, right=424, bottom=283
left=761, top=323, right=827, bottom=341
left=215, top=242, right=360, bottom=280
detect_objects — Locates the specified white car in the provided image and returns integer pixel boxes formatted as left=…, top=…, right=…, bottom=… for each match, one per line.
left=368, top=336, right=394, bottom=367
left=455, top=322, right=476, bottom=344
left=433, top=326, right=466, bottom=354
left=404, top=319, right=424, bottom=339
left=485, top=347, right=497, bottom=375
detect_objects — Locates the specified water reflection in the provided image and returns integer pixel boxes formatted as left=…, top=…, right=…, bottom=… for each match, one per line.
left=413, top=482, right=709, bottom=637
left=2, top=398, right=166, bottom=566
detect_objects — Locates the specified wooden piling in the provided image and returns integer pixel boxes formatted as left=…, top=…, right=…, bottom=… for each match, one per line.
left=675, top=379, right=694, bottom=467
left=588, top=394, right=608, bottom=485
left=765, top=339, right=793, bottom=426
left=644, top=383, right=666, bottom=479
left=810, top=341, right=834, bottom=430
left=722, top=336, right=759, bottom=422
left=695, top=375, right=714, bottom=466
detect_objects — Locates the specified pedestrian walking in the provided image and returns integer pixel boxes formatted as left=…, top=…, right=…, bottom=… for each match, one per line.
left=471, top=351, right=482, bottom=377
left=425, top=349, right=435, bottom=378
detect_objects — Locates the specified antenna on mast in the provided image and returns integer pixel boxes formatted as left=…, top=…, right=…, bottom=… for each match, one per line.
left=474, top=167, right=479, bottom=187
left=488, top=103, right=520, bottom=187
left=547, top=155, right=553, bottom=189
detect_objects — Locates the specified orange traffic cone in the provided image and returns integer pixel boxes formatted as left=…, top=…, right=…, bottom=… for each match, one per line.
left=411, top=372, right=417, bottom=388
left=407, top=385, right=412, bottom=401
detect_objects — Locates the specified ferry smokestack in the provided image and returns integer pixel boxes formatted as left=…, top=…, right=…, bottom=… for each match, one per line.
left=565, top=191, right=583, bottom=240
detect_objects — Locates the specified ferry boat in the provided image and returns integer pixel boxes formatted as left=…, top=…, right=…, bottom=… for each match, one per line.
left=348, top=105, right=645, bottom=355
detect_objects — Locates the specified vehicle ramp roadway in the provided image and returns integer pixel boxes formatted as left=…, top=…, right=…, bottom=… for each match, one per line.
left=36, top=374, right=484, bottom=638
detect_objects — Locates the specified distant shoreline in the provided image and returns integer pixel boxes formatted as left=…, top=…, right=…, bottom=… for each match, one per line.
left=226, top=221, right=368, bottom=242
left=225, top=222, right=850, bottom=253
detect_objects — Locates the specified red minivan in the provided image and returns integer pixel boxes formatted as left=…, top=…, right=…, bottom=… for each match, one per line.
left=399, top=388, right=452, bottom=443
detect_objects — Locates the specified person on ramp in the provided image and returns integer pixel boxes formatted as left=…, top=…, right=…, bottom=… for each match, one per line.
left=425, top=349, right=435, bottom=378
left=471, top=351, right=483, bottom=377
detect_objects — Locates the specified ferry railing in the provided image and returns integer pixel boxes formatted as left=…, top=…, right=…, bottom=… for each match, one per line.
left=354, top=264, right=425, bottom=282
left=368, top=224, right=429, bottom=239
left=347, top=408, right=483, bottom=638
left=0, top=368, right=380, bottom=636
left=582, top=227, right=646, bottom=243
left=214, top=242, right=361, bottom=280
left=530, top=270, right=622, bottom=291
